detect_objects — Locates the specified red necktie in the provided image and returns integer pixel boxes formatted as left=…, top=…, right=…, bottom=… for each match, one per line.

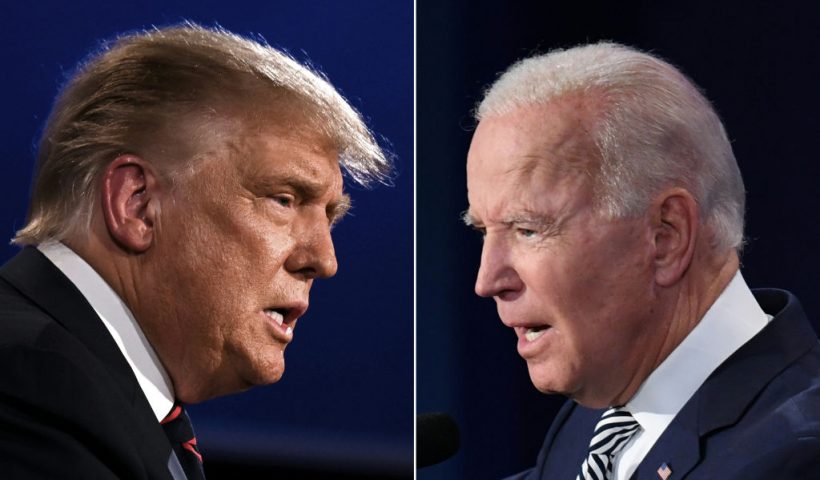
left=161, top=403, right=205, bottom=480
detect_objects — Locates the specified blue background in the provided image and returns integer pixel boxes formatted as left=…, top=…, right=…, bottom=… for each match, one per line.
left=417, top=1, right=820, bottom=479
left=1, top=1, right=412, bottom=478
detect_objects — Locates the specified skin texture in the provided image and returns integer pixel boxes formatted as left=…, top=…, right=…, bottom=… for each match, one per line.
left=465, top=100, right=738, bottom=408
left=70, top=104, right=348, bottom=403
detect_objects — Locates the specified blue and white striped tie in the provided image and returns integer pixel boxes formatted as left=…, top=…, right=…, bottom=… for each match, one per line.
left=577, top=407, right=641, bottom=480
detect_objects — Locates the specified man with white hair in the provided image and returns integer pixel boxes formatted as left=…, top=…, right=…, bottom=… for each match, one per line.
left=0, top=24, right=390, bottom=479
left=464, top=42, right=820, bottom=479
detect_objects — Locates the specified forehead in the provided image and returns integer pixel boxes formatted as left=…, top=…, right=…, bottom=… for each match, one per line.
left=468, top=99, right=596, bottom=176
left=185, top=106, right=343, bottom=193
left=466, top=102, right=598, bottom=219
left=232, top=116, right=340, bottom=181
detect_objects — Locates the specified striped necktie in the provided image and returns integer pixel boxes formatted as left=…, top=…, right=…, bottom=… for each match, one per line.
left=577, top=407, right=640, bottom=480
left=161, top=403, right=205, bottom=480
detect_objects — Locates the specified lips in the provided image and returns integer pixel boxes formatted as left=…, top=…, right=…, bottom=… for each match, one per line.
left=524, top=326, right=549, bottom=342
left=511, top=323, right=554, bottom=359
left=264, top=309, right=289, bottom=332
left=263, top=302, right=308, bottom=340
left=498, top=307, right=554, bottom=356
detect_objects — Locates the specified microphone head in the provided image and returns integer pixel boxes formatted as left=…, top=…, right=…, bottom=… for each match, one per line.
left=417, top=412, right=460, bottom=468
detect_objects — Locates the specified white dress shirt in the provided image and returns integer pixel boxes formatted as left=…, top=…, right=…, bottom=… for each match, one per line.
left=38, top=242, right=175, bottom=421
left=612, top=271, right=771, bottom=479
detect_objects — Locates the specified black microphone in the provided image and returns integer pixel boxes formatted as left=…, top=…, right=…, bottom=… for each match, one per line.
left=417, top=412, right=460, bottom=468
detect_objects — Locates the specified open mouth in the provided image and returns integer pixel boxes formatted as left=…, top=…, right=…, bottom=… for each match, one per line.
left=263, top=303, right=308, bottom=338
left=524, top=326, right=550, bottom=342
left=264, top=308, right=293, bottom=335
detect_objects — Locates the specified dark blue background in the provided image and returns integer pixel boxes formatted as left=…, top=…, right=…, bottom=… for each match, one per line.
left=1, top=1, right=412, bottom=477
left=418, top=1, right=820, bottom=479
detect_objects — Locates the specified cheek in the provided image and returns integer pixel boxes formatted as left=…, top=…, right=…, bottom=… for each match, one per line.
left=202, top=207, right=293, bottom=276
left=155, top=220, right=254, bottom=322
left=569, top=228, right=653, bottom=305
left=519, top=248, right=593, bottom=309
left=257, top=227, right=293, bottom=264
left=521, top=245, right=642, bottom=342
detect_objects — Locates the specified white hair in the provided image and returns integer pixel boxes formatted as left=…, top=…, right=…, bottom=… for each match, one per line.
left=477, top=42, right=745, bottom=252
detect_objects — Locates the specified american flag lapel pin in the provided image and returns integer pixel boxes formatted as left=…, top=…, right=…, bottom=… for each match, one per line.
left=657, top=462, right=672, bottom=480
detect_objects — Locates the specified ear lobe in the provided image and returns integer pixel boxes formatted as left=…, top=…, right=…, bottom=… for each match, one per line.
left=652, top=188, right=699, bottom=287
left=101, top=155, right=161, bottom=253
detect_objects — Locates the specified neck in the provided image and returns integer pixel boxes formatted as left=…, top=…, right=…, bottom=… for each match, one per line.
left=609, top=249, right=740, bottom=407
left=62, top=218, right=146, bottom=333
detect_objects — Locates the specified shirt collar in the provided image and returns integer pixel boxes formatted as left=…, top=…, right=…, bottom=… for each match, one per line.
left=625, top=270, right=770, bottom=434
left=38, top=242, right=175, bottom=421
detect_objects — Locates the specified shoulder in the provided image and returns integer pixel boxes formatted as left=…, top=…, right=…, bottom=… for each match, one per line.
left=734, top=341, right=820, bottom=440
left=0, top=278, right=109, bottom=381
left=0, top=289, right=158, bottom=478
left=701, top=383, right=820, bottom=478
left=0, top=273, right=131, bottom=431
left=697, top=301, right=820, bottom=477
left=0, top=342, right=149, bottom=477
left=0, top=276, right=54, bottom=343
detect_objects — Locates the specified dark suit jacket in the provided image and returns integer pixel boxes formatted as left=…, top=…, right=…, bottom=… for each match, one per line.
left=0, top=247, right=178, bottom=479
left=506, top=288, right=820, bottom=479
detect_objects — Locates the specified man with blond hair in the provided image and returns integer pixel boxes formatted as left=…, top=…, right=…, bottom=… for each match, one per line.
left=464, top=42, right=820, bottom=479
left=0, top=24, right=390, bottom=479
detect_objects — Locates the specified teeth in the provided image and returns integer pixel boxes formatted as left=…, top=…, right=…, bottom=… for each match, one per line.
left=265, top=309, right=284, bottom=326
left=525, top=328, right=547, bottom=342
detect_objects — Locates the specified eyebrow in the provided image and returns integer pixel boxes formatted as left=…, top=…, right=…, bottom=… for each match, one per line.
left=501, top=211, right=557, bottom=226
left=284, top=176, right=351, bottom=224
left=265, top=174, right=325, bottom=198
left=461, top=208, right=558, bottom=228
left=252, top=174, right=351, bottom=223
left=329, top=194, right=352, bottom=224
left=461, top=209, right=479, bottom=227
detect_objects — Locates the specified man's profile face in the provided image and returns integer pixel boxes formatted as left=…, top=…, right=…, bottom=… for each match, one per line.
left=466, top=101, right=662, bottom=407
left=141, top=105, right=347, bottom=402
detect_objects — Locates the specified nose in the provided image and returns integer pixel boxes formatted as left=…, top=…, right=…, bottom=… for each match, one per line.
left=284, top=211, right=338, bottom=280
left=474, top=234, right=522, bottom=298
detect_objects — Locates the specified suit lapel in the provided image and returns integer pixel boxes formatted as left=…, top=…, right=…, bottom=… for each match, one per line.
left=631, top=402, right=700, bottom=480
left=631, top=289, right=815, bottom=480
left=0, top=247, right=137, bottom=396
left=0, top=247, right=176, bottom=478
left=535, top=402, right=603, bottom=479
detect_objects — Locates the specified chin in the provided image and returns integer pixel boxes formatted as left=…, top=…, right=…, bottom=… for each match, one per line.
left=527, top=363, right=573, bottom=397
left=260, top=367, right=285, bottom=385
left=528, top=372, right=559, bottom=395
left=246, top=356, right=286, bottom=386
left=532, top=382, right=566, bottom=396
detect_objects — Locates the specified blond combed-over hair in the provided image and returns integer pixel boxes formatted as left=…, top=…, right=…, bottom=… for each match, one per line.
left=14, top=22, right=391, bottom=245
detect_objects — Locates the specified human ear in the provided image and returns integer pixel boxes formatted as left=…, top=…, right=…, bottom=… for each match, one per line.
left=100, top=155, right=161, bottom=253
left=652, top=188, right=699, bottom=287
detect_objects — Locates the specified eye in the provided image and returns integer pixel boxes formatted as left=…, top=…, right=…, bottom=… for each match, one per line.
left=270, top=194, right=294, bottom=208
left=516, top=228, right=538, bottom=238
